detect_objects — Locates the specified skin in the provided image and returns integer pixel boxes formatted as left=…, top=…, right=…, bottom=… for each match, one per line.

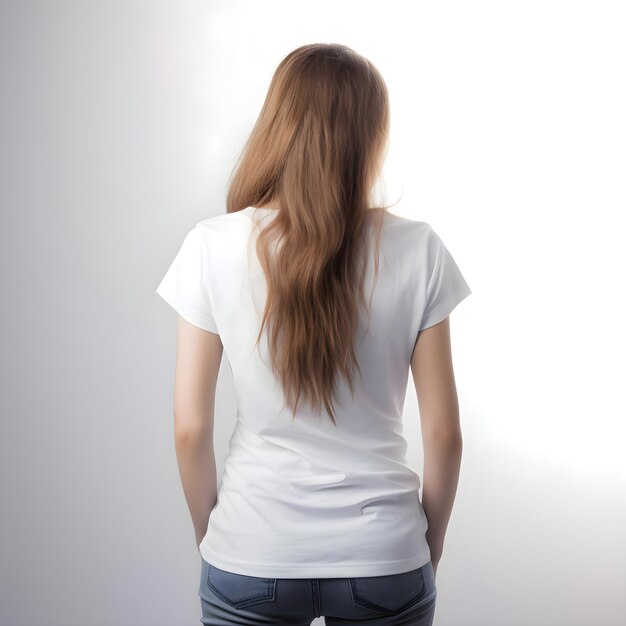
left=172, top=314, right=462, bottom=581
left=410, top=316, right=464, bottom=579
left=171, top=316, right=222, bottom=550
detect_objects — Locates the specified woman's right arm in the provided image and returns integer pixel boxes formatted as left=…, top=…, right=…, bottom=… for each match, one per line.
left=410, top=316, right=464, bottom=577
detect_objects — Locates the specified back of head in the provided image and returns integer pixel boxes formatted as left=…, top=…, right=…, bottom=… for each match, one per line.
left=226, top=43, right=393, bottom=425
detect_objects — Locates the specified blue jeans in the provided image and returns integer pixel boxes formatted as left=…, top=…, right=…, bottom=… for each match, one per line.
left=198, top=557, right=437, bottom=625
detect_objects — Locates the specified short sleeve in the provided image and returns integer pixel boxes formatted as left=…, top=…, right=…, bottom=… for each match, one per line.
left=419, top=227, right=472, bottom=331
left=155, top=225, right=219, bottom=334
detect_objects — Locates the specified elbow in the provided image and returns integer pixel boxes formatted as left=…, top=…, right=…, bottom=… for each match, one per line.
left=173, top=413, right=211, bottom=442
left=423, top=429, right=463, bottom=447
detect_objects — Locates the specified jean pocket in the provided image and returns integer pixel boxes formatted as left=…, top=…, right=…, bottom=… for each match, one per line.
left=349, top=565, right=427, bottom=614
left=207, top=562, right=277, bottom=609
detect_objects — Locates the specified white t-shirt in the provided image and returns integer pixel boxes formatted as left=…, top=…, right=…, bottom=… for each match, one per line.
left=156, top=205, right=472, bottom=578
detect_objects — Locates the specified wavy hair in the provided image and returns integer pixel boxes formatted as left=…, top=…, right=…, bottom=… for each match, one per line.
left=226, top=43, right=393, bottom=425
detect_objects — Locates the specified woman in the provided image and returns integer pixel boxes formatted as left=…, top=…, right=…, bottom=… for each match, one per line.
left=156, top=43, right=471, bottom=626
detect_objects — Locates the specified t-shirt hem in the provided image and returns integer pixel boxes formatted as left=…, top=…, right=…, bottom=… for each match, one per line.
left=199, top=545, right=432, bottom=579
left=419, top=284, right=472, bottom=331
left=155, top=285, right=219, bottom=334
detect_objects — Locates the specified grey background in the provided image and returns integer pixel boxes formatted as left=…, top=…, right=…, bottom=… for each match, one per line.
left=1, top=1, right=625, bottom=625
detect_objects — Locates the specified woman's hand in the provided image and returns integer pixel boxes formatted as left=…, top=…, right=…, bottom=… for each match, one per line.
left=427, top=535, right=443, bottom=580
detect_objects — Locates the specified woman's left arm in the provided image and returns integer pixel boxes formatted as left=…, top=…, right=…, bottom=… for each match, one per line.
left=171, top=315, right=223, bottom=549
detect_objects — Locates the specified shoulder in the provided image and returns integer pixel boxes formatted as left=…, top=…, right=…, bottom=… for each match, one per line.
left=194, top=209, right=251, bottom=244
left=196, top=209, right=249, bottom=230
left=381, top=210, right=434, bottom=246
left=189, top=210, right=253, bottom=266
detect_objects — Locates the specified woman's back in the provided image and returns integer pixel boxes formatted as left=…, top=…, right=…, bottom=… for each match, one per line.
left=156, top=204, right=471, bottom=578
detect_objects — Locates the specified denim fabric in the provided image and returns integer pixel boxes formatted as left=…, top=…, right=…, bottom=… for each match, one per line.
left=198, top=557, right=437, bottom=625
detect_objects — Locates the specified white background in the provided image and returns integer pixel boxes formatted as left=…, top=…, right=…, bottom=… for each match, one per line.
left=1, top=1, right=624, bottom=625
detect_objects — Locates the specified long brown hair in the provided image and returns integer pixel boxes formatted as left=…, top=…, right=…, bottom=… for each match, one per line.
left=226, top=43, right=393, bottom=425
